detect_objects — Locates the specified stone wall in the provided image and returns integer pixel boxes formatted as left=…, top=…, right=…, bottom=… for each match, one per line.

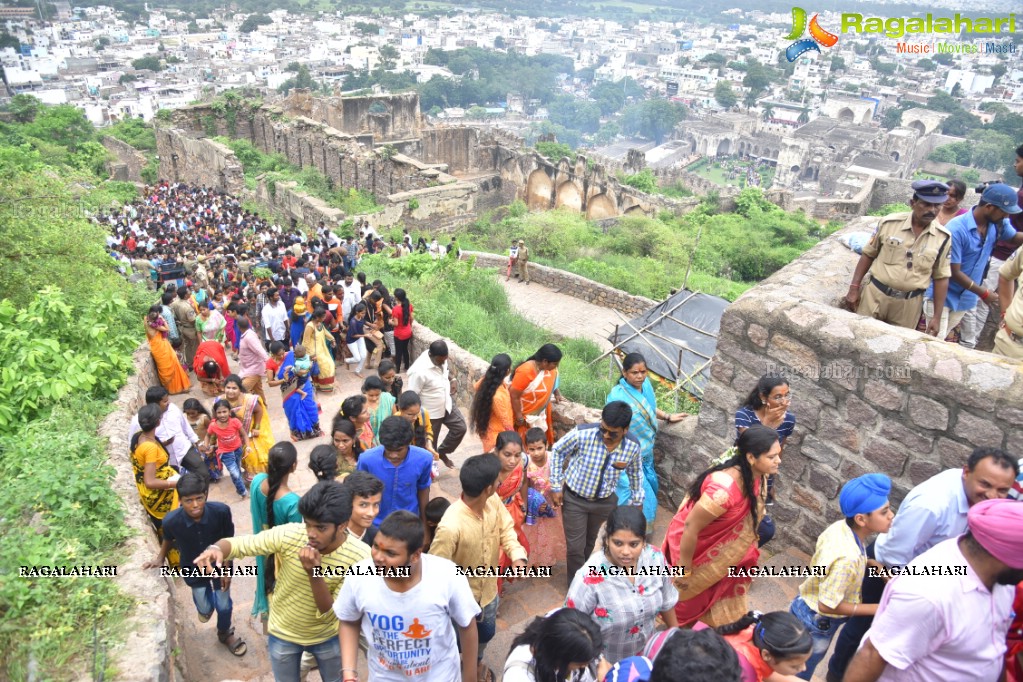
left=666, top=216, right=1023, bottom=555
left=869, top=176, right=981, bottom=213
left=155, top=127, right=245, bottom=196
left=282, top=89, right=422, bottom=145
left=99, top=346, right=176, bottom=682
left=463, top=250, right=659, bottom=317
left=102, top=135, right=150, bottom=183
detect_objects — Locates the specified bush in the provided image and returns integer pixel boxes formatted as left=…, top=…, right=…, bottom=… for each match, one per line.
left=105, top=117, right=157, bottom=151
left=0, top=403, right=134, bottom=680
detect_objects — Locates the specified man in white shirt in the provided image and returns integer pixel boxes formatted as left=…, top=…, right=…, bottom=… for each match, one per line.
left=406, top=340, right=464, bottom=468
left=827, top=447, right=1018, bottom=681
left=335, top=510, right=479, bottom=682
left=261, top=288, right=288, bottom=347
left=128, top=386, right=209, bottom=482
left=845, top=499, right=1023, bottom=682
left=340, top=273, right=362, bottom=322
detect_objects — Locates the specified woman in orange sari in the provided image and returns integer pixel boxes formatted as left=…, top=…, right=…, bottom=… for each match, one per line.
left=493, top=431, right=530, bottom=594
left=469, top=353, right=515, bottom=453
left=509, top=344, right=562, bottom=447
left=145, top=305, right=190, bottom=394
left=662, top=425, right=781, bottom=627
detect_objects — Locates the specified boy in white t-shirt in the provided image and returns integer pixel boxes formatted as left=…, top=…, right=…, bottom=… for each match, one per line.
left=334, top=510, right=480, bottom=682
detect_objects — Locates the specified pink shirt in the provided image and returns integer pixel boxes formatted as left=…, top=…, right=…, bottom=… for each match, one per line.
left=238, top=329, right=269, bottom=379
left=864, top=536, right=1014, bottom=682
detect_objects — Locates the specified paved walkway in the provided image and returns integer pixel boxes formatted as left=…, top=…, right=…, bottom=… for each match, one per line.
left=169, top=359, right=831, bottom=681
left=496, top=273, right=623, bottom=352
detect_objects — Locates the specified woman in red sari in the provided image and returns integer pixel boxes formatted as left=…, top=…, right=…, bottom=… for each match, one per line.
left=493, top=431, right=530, bottom=593
left=662, top=425, right=781, bottom=627
left=193, top=339, right=229, bottom=397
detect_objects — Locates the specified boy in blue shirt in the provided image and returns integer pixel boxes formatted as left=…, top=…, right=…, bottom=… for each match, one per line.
left=143, top=473, right=246, bottom=656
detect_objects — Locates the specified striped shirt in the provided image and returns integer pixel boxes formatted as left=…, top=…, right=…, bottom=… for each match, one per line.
left=228, top=523, right=369, bottom=645
left=549, top=424, right=644, bottom=504
left=734, top=406, right=795, bottom=444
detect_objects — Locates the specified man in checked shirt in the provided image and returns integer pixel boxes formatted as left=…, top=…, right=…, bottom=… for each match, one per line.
left=549, top=401, right=644, bottom=587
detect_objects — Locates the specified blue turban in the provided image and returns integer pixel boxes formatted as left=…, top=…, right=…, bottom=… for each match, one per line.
left=839, top=473, right=891, bottom=517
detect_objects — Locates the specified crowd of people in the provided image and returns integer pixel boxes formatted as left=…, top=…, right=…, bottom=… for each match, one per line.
left=112, top=180, right=1023, bottom=682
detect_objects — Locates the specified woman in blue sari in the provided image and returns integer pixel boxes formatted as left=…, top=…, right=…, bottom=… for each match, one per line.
left=606, top=352, right=687, bottom=529
left=276, top=344, right=322, bottom=441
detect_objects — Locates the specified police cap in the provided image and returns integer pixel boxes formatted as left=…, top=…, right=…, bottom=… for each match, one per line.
left=911, top=180, right=949, bottom=204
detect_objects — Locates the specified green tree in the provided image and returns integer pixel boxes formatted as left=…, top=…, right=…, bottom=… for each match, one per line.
left=0, top=31, right=20, bottom=50
left=277, top=64, right=315, bottom=93
left=239, top=13, right=272, bottom=33
left=622, top=99, right=686, bottom=144
left=591, top=80, right=626, bottom=116
left=714, top=80, right=737, bottom=109
left=916, top=58, right=934, bottom=70
left=131, top=55, right=163, bottom=72
left=830, top=55, right=845, bottom=71
left=23, top=104, right=95, bottom=153
left=991, top=64, right=1007, bottom=79
left=355, top=21, right=380, bottom=34
left=6, top=94, right=41, bottom=123
left=881, top=104, right=909, bottom=130
left=379, top=44, right=399, bottom=68
left=741, top=58, right=771, bottom=92
left=700, top=53, right=726, bottom=66
left=494, top=35, right=505, bottom=49
left=623, top=168, right=658, bottom=193
left=466, top=105, right=488, bottom=120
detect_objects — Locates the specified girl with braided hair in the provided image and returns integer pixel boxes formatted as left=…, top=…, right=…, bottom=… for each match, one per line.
left=249, top=442, right=301, bottom=623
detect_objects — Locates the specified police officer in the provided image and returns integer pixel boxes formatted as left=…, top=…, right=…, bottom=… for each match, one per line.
left=995, top=246, right=1023, bottom=359
left=845, top=181, right=952, bottom=335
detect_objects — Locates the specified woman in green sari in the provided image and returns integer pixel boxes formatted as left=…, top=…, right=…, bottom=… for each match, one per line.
left=249, top=442, right=302, bottom=622
left=362, top=375, right=396, bottom=447
left=606, top=352, right=687, bottom=528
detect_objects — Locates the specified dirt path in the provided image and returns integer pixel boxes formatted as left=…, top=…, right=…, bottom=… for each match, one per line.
left=495, top=273, right=624, bottom=353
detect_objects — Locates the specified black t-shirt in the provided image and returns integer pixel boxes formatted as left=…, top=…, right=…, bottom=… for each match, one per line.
left=161, top=501, right=235, bottom=587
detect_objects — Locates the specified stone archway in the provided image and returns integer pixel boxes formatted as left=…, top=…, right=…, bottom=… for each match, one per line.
left=860, top=109, right=872, bottom=125
left=909, top=120, right=926, bottom=136
left=837, top=107, right=855, bottom=123
left=525, top=169, right=554, bottom=211
left=555, top=180, right=583, bottom=212
left=586, top=193, right=617, bottom=220
left=890, top=151, right=900, bottom=161
left=716, top=138, right=732, bottom=156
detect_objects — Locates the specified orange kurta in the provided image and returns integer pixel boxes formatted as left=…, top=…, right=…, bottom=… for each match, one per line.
left=474, top=379, right=515, bottom=452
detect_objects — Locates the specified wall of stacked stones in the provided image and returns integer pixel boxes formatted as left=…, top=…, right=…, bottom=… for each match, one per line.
left=667, top=217, right=1023, bottom=555
left=98, top=347, right=177, bottom=681
left=155, top=127, right=245, bottom=196
left=102, top=135, right=150, bottom=183
left=463, top=251, right=658, bottom=317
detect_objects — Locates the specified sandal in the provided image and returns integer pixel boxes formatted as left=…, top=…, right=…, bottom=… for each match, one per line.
left=476, top=663, right=495, bottom=682
left=218, top=628, right=247, bottom=656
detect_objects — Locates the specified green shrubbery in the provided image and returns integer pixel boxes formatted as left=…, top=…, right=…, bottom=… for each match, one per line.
left=357, top=254, right=617, bottom=409
left=0, top=98, right=149, bottom=679
left=456, top=188, right=833, bottom=301
left=104, top=117, right=157, bottom=151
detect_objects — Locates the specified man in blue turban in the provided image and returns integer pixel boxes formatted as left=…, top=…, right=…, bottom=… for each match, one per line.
left=788, top=474, right=894, bottom=680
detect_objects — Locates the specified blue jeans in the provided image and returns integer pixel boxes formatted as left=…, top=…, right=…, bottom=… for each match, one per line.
left=477, top=595, right=499, bottom=658
left=267, top=633, right=341, bottom=682
left=220, top=447, right=246, bottom=496
left=191, top=581, right=233, bottom=633
left=790, top=596, right=846, bottom=680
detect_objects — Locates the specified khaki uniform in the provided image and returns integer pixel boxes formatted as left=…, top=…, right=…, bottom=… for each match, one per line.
left=517, top=245, right=530, bottom=283
left=994, top=248, right=1023, bottom=360
left=857, top=212, right=952, bottom=329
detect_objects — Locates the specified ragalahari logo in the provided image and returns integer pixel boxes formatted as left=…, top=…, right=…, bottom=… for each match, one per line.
left=784, top=7, right=839, bottom=62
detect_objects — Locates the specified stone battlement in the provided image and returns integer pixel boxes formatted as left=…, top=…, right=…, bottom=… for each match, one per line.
left=668, top=216, right=1023, bottom=554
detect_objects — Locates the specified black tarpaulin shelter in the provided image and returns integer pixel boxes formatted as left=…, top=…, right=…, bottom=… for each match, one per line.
left=605, top=289, right=729, bottom=398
